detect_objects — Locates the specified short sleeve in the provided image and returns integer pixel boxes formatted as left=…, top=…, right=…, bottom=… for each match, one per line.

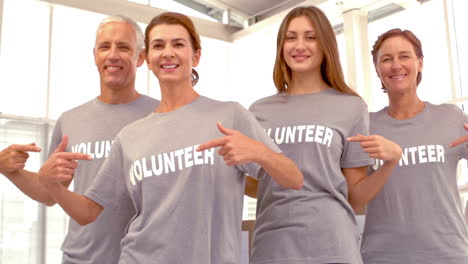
left=84, top=138, right=129, bottom=210
left=341, top=103, right=374, bottom=168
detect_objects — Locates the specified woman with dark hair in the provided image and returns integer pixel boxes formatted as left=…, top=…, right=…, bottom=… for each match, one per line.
left=248, top=6, right=402, bottom=264
left=361, top=28, right=468, bottom=263
left=41, top=12, right=303, bottom=263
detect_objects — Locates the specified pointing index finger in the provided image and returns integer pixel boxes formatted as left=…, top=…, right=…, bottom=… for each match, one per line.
left=56, top=152, right=93, bottom=161
left=347, top=135, right=371, bottom=142
left=196, top=137, right=228, bottom=152
left=12, top=144, right=41, bottom=152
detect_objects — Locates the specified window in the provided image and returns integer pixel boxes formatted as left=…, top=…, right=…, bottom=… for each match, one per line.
left=367, top=0, right=451, bottom=111
left=0, top=0, right=49, bottom=118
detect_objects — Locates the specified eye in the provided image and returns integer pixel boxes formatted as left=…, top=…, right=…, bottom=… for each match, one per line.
left=152, top=43, right=163, bottom=49
left=306, top=35, right=316, bottom=40
left=97, top=44, right=110, bottom=50
left=174, top=42, right=184, bottom=47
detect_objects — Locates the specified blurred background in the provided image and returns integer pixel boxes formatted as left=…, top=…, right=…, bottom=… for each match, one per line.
left=0, top=0, right=467, bottom=262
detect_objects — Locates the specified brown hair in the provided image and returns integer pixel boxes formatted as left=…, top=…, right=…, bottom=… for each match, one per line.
left=371, top=28, right=423, bottom=92
left=273, top=6, right=358, bottom=96
left=145, top=12, right=201, bottom=85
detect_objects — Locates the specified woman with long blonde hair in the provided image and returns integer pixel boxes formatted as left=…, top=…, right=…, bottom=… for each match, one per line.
left=249, top=6, right=401, bottom=264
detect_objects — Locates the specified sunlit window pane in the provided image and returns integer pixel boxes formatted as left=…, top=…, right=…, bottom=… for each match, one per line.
left=367, top=1, right=450, bottom=111
left=452, top=0, right=468, bottom=98
left=0, top=118, right=45, bottom=264
left=48, top=6, right=105, bottom=120
left=0, top=0, right=49, bottom=118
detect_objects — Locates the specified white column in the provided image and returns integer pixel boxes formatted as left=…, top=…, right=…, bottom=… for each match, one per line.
left=0, top=0, right=4, bottom=54
left=342, top=8, right=372, bottom=105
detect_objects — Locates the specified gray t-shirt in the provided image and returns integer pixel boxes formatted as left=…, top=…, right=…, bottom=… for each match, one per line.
left=249, top=89, right=373, bottom=264
left=84, top=96, right=280, bottom=264
left=362, top=102, right=468, bottom=264
left=49, top=95, right=159, bottom=264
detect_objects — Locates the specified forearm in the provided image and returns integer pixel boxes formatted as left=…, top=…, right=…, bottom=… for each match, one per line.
left=3, top=169, right=56, bottom=206
left=348, top=160, right=398, bottom=210
left=45, top=183, right=103, bottom=226
left=256, top=149, right=303, bottom=190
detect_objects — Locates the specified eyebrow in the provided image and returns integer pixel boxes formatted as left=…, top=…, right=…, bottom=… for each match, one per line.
left=286, top=30, right=315, bottom=34
left=95, top=41, right=131, bottom=46
left=151, top=38, right=188, bottom=43
left=381, top=50, right=412, bottom=57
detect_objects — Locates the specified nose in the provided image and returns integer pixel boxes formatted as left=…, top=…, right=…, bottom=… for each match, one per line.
left=295, top=38, right=306, bottom=52
left=391, top=59, right=402, bottom=71
left=162, top=46, right=175, bottom=59
left=108, top=46, right=121, bottom=61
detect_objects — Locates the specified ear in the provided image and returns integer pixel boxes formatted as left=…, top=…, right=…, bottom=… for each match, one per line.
left=417, top=56, right=423, bottom=73
left=136, top=49, right=146, bottom=67
left=93, top=47, right=98, bottom=66
left=192, top=49, right=201, bottom=67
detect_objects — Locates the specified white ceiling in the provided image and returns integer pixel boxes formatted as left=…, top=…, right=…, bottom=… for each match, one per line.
left=38, top=0, right=426, bottom=42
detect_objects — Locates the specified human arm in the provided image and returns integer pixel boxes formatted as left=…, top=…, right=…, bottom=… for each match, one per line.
left=344, top=134, right=402, bottom=212
left=197, top=122, right=303, bottom=190
left=449, top=123, right=468, bottom=148
left=44, top=182, right=103, bottom=225
left=0, top=143, right=41, bottom=175
left=0, top=143, right=52, bottom=203
left=3, top=136, right=91, bottom=206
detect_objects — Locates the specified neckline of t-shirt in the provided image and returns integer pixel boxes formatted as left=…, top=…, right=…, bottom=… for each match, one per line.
left=382, top=101, right=431, bottom=123
left=277, top=87, right=339, bottom=98
left=93, top=94, right=147, bottom=108
left=150, top=95, right=205, bottom=117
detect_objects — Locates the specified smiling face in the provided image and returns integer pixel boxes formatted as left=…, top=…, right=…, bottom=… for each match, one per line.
left=375, top=36, right=423, bottom=94
left=94, top=22, right=144, bottom=90
left=146, top=24, right=200, bottom=86
left=282, top=16, right=323, bottom=76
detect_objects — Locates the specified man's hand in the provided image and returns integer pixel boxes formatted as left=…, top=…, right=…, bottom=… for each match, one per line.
left=38, top=136, right=92, bottom=185
left=0, top=143, right=41, bottom=175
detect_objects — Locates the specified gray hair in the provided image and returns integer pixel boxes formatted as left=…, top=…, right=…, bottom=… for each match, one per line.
left=96, top=15, right=144, bottom=53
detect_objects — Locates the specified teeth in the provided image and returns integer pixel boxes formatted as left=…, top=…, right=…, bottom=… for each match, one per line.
left=162, top=65, right=177, bottom=69
left=391, top=74, right=406, bottom=79
left=106, top=66, right=121, bottom=70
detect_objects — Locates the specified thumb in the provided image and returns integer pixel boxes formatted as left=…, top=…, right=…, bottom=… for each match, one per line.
left=217, top=121, right=235, bottom=136
left=54, top=135, right=69, bottom=153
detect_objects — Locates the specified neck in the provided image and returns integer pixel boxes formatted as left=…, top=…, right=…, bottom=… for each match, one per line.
left=98, top=84, right=140, bottom=104
left=156, top=80, right=199, bottom=113
left=387, top=90, right=424, bottom=119
left=288, top=69, right=329, bottom=94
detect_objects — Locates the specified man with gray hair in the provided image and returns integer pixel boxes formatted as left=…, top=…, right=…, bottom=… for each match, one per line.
left=1, top=15, right=159, bottom=263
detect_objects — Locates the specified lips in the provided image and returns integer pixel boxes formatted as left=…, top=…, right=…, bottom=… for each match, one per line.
left=389, top=74, right=407, bottom=80
left=161, top=64, right=179, bottom=69
left=292, top=54, right=310, bottom=62
left=104, top=65, right=123, bottom=72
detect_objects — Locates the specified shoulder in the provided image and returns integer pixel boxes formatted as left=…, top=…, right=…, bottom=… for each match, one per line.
left=330, top=89, right=367, bottom=108
left=196, top=96, right=248, bottom=113
left=428, top=102, right=463, bottom=115
left=250, top=93, right=283, bottom=108
left=137, top=94, right=160, bottom=107
left=370, top=107, right=387, bottom=118
left=58, top=98, right=98, bottom=120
